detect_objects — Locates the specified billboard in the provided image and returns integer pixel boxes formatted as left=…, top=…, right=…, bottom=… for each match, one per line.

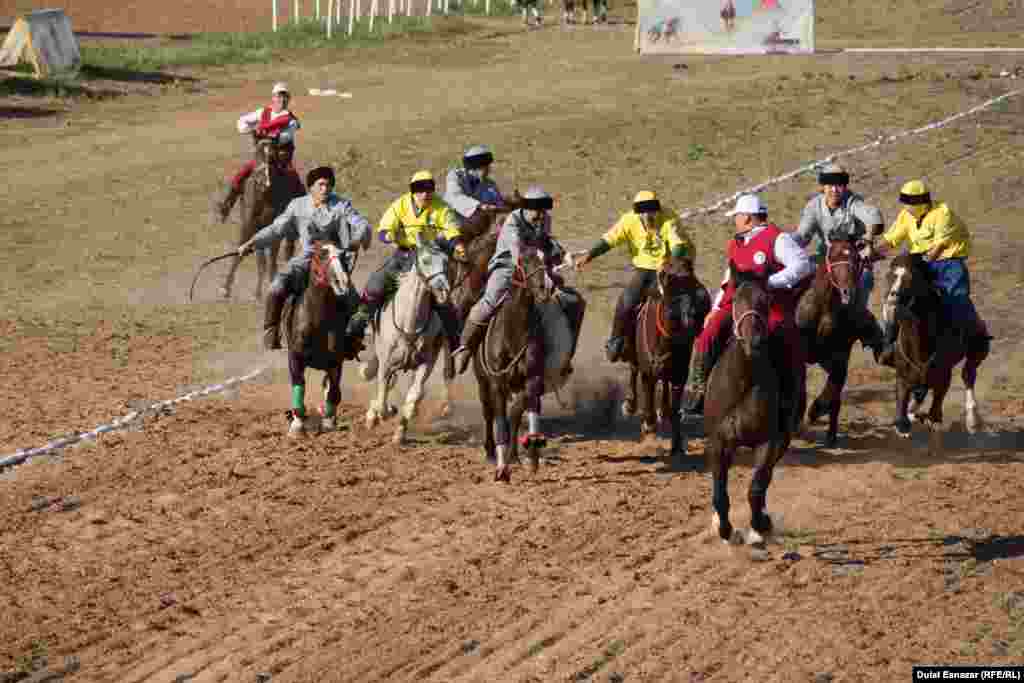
left=637, top=0, right=814, bottom=55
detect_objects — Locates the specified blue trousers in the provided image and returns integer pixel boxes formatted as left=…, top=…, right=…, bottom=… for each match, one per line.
left=926, top=258, right=980, bottom=332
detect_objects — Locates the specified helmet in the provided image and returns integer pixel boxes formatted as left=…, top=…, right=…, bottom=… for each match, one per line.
left=817, top=163, right=850, bottom=186
left=463, top=144, right=494, bottom=170
left=522, top=186, right=553, bottom=211
left=271, top=82, right=290, bottom=95
left=410, top=170, right=436, bottom=193
left=633, top=190, right=661, bottom=214
left=899, top=179, right=931, bottom=205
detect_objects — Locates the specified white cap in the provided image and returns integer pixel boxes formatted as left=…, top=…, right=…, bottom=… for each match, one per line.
left=725, top=193, right=767, bottom=217
left=272, top=82, right=290, bottom=95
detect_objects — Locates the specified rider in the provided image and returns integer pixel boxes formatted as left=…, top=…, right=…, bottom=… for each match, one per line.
left=874, top=179, right=991, bottom=366
left=238, top=166, right=372, bottom=351
left=444, top=145, right=515, bottom=226
left=452, top=186, right=585, bottom=376
left=345, top=170, right=465, bottom=358
left=681, top=193, right=814, bottom=419
left=217, top=82, right=303, bottom=222
left=793, top=163, right=886, bottom=356
left=574, top=191, right=695, bottom=363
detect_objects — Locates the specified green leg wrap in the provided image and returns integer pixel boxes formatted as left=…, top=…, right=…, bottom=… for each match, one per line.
left=324, top=401, right=337, bottom=418
left=291, top=384, right=306, bottom=416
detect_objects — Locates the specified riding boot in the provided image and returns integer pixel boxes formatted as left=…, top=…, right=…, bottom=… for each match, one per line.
left=453, top=320, right=487, bottom=376
left=345, top=297, right=381, bottom=348
left=605, top=306, right=632, bottom=363
left=217, top=183, right=243, bottom=223
left=967, top=319, right=993, bottom=356
left=875, top=318, right=899, bottom=367
left=680, top=348, right=708, bottom=421
left=263, top=287, right=288, bottom=351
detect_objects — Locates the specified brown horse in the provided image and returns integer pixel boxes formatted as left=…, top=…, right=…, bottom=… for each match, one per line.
left=720, top=0, right=736, bottom=31
left=795, top=238, right=871, bottom=446
left=882, top=253, right=988, bottom=439
left=221, top=136, right=305, bottom=302
left=623, top=257, right=710, bottom=460
left=562, top=0, right=588, bottom=25
left=471, top=250, right=572, bottom=482
left=701, top=269, right=806, bottom=544
left=280, top=241, right=359, bottom=437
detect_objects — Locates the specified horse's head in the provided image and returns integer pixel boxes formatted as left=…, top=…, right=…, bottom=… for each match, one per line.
left=515, top=249, right=550, bottom=302
left=731, top=265, right=771, bottom=359
left=656, top=257, right=706, bottom=335
left=309, top=242, right=352, bottom=297
left=884, top=252, right=932, bottom=324
left=824, top=238, right=863, bottom=307
left=414, top=239, right=451, bottom=305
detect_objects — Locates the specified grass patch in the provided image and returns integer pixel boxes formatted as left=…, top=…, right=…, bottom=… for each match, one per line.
left=526, top=635, right=559, bottom=658
left=572, top=640, right=625, bottom=681
left=892, top=467, right=928, bottom=481
left=0, top=74, right=87, bottom=97
left=14, top=639, right=48, bottom=674
left=78, top=16, right=474, bottom=72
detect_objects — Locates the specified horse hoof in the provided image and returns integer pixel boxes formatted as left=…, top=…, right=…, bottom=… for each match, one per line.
left=287, top=416, right=306, bottom=438
left=895, top=419, right=912, bottom=439
left=622, top=400, right=635, bottom=417
left=495, top=467, right=511, bottom=483
left=824, top=433, right=839, bottom=448
left=743, top=528, right=765, bottom=546
left=218, top=287, right=231, bottom=300
left=321, top=417, right=336, bottom=432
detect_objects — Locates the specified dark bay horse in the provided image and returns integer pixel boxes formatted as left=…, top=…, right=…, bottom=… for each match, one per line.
left=882, top=253, right=988, bottom=439
left=702, top=270, right=806, bottom=544
left=623, top=257, right=710, bottom=460
left=221, top=136, right=305, bottom=301
left=281, top=242, right=358, bottom=437
left=471, top=251, right=571, bottom=482
left=796, top=238, right=870, bottom=446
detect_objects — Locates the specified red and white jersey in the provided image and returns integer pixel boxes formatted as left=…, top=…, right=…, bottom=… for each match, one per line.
left=237, top=106, right=301, bottom=140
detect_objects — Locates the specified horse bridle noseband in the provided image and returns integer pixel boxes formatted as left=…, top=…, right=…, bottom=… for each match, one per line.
left=825, top=244, right=862, bottom=295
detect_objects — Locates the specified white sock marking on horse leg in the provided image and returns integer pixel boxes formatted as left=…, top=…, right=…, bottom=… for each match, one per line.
left=965, top=387, right=981, bottom=433
left=527, top=411, right=540, bottom=434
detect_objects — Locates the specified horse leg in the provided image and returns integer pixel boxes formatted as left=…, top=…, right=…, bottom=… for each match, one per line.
left=815, top=354, right=849, bottom=447
left=669, top=382, right=688, bottom=462
left=477, top=367, right=497, bottom=464
left=322, top=366, right=342, bottom=432
left=366, top=367, right=391, bottom=429
left=894, top=379, right=913, bottom=438
left=708, top=439, right=736, bottom=544
left=287, top=352, right=308, bottom=438
left=396, top=352, right=438, bottom=445
left=963, top=352, right=984, bottom=434
left=746, top=441, right=786, bottom=544
left=923, top=368, right=953, bottom=455
left=440, top=343, right=453, bottom=419
left=493, top=390, right=512, bottom=482
left=640, top=370, right=657, bottom=439
left=510, top=392, right=532, bottom=472
left=623, top=364, right=638, bottom=417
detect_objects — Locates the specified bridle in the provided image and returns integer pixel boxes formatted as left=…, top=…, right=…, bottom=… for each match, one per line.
left=825, top=242, right=863, bottom=295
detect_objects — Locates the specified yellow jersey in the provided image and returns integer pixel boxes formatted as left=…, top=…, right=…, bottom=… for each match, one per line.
left=379, top=193, right=462, bottom=249
left=601, top=209, right=695, bottom=271
left=882, top=202, right=970, bottom=260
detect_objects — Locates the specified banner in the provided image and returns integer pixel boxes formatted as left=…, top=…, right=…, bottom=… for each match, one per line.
left=636, top=0, right=814, bottom=55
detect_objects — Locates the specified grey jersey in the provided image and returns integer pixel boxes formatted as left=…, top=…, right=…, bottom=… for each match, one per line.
left=444, top=168, right=505, bottom=219
left=795, top=191, right=883, bottom=252
left=490, top=209, right=565, bottom=273
left=250, top=193, right=371, bottom=268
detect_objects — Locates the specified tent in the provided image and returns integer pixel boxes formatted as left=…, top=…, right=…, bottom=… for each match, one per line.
left=0, top=9, right=81, bottom=78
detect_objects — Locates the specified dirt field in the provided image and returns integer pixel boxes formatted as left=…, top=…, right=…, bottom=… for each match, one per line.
left=2, top=1, right=1024, bottom=680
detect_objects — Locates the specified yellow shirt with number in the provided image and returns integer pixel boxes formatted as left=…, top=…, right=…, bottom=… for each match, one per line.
left=882, top=202, right=971, bottom=260
left=602, top=209, right=695, bottom=271
left=378, top=193, right=462, bottom=249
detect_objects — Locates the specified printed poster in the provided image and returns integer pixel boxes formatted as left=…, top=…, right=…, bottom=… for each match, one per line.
left=637, top=0, right=814, bottom=54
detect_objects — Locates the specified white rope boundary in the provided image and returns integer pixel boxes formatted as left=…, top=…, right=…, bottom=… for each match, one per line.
left=2, top=86, right=1021, bottom=469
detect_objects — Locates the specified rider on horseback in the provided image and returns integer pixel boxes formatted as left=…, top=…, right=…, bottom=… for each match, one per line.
left=681, top=193, right=813, bottom=419
left=345, top=171, right=465, bottom=358
left=238, top=166, right=372, bottom=351
left=444, top=145, right=516, bottom=224
left=574, top=191, right=695, bottom=363
left=793, top=163, right=886, bottom=357
left=874, top=179, right=991, bottom=366
left=452, top=186, right=584, bottom=376
left=217, top=82, right=304, bottom=222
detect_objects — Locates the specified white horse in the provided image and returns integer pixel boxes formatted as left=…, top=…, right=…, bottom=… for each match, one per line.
left=359, top=240, right=453, bottom=444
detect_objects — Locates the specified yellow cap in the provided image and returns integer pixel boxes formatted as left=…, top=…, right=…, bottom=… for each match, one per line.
left=633, top=190, right=657, bottom=204
left=411, top=170, right=434, bottom=184
left=900, top=179, right=929, bottom=198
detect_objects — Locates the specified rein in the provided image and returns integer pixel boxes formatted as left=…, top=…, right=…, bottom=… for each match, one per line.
left=825, top=248, right=862, bottom=295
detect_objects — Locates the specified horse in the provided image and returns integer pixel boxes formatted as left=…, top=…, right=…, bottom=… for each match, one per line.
left=280, top=241, right=359, bottom=437
left=358, top=239, right=453, bottom=445
left=622, top=257, right=710, bottom=461
left=701, top=270, right=807, bottom=544
left=720, top=0, right=736, bottom=31
left=470, top=250, right=576, bottom=482
left=221, top=136, right=305, bottom=302
left=795, top=238, right=870, bottom=446
left=882, top=253, right=988, bottom=439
